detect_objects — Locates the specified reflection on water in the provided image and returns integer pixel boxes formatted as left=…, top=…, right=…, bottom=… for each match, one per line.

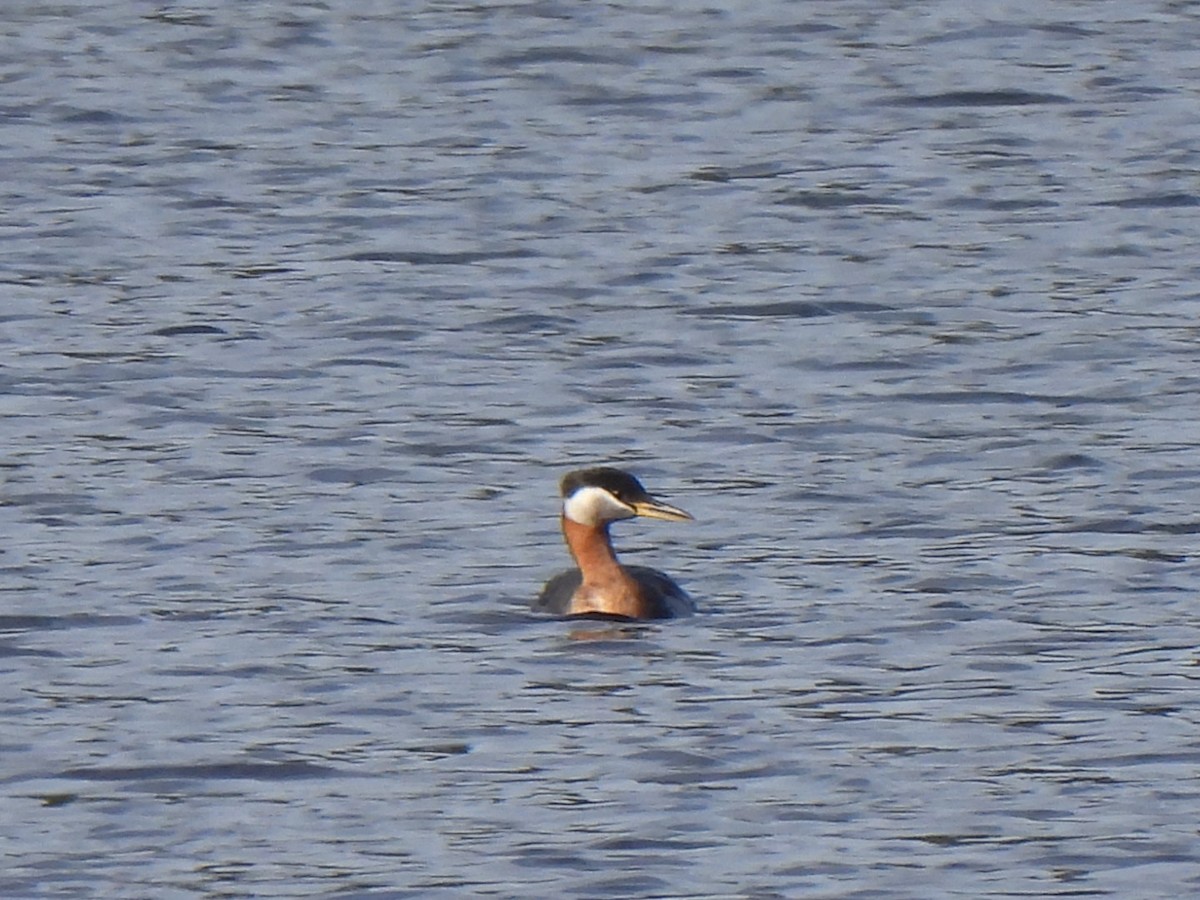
left=3, top=1, right=1200, bottom=897
left=564, top=623, right=648, bottom=643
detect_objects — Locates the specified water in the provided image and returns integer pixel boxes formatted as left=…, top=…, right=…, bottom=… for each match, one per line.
left=3, top=1, right=1200, bottom=896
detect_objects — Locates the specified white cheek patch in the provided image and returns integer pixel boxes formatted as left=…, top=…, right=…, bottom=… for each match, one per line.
left=563, top=486, right=634, bottom=526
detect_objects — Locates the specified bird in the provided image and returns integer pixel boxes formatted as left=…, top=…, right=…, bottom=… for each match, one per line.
left=534, top=466, right=695, bottom=620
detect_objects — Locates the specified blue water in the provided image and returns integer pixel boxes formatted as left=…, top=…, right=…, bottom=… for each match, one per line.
left=3, top=2, right=1200, bottom=897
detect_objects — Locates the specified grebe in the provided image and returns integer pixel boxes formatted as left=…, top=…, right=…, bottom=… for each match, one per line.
left=535, top=467, right=695, bottom=620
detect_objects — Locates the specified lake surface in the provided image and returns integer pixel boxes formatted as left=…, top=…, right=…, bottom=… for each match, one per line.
left=3, top=1, right=1200, bottom=897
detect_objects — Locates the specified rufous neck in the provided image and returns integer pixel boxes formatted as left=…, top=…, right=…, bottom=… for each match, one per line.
left=559, top=515, right=647, bottom=618
left=561, top=515, right=624, bottom=581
